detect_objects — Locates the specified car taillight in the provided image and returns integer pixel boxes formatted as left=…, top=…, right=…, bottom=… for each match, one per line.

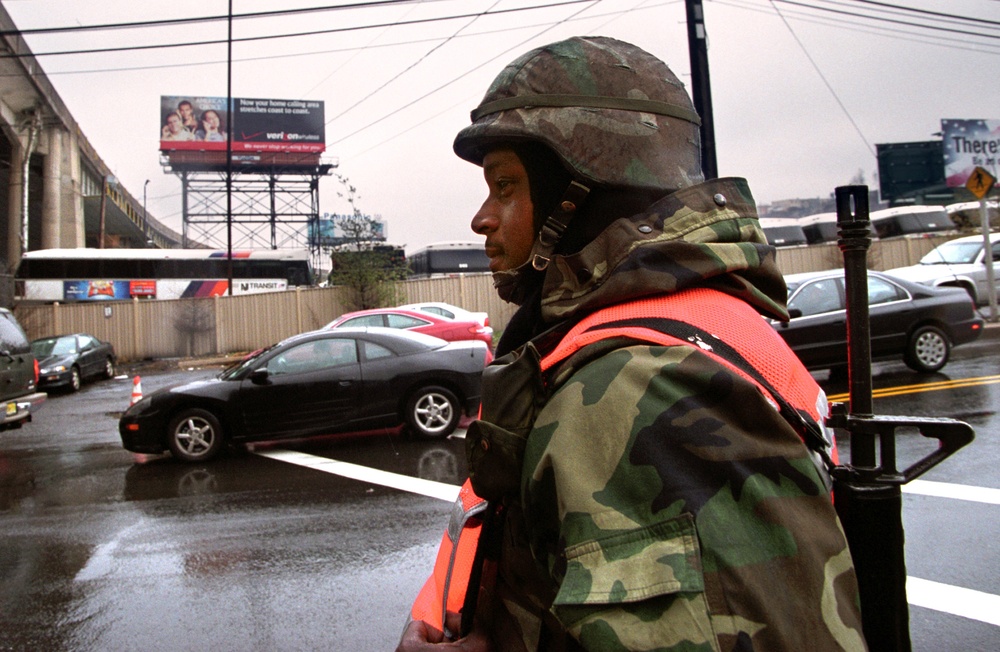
left=33, top=358, right=39, bottom=384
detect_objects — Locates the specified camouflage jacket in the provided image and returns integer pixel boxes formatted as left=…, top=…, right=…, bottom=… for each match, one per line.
left=470, top=178, right=866, bottom=651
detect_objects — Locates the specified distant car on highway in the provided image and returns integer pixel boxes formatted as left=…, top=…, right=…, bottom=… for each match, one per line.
left=31, top=333, right=117, bottom=392
left=884, top=233, right=1000, bottom=306
left=119, top=328, right=488, bottom=463
left=772, top=269, right=984, bottom=373
left=325, top=307, right=493, bottom=349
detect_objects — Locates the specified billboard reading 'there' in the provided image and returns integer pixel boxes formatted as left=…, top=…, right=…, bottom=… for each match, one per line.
left=159, top=96, right=325, bottom=154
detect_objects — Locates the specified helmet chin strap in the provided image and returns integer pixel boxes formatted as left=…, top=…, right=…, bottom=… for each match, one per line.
left=492, top=180, right=591, bottom=304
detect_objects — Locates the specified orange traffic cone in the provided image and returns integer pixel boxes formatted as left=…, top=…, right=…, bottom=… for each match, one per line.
left=130, top=376, right=143, bottom=405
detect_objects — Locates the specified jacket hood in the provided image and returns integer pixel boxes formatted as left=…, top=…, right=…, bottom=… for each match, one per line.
left=536, top=177, right=790, bottom=324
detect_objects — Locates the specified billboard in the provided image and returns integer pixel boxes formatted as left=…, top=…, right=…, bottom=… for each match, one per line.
left=942, top=119, right=1000, bottom=188
left=875, top=140, right=948, bottom=204
left=159, top=96, right=325, bottom=153
left=308, top=214, right=386, bottom=247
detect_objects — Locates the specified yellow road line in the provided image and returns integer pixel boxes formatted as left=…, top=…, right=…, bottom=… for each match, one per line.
left=828, top=374, right=1000, bottom=402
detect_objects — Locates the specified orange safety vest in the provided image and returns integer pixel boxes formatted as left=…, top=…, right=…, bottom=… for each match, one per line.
left=408, top=288, right=836, bottom=634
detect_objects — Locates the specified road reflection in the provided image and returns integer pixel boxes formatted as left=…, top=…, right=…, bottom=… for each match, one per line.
left=122, top=432, right=467, bottom=503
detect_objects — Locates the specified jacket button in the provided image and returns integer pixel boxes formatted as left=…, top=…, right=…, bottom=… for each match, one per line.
left=713, top=193, right=727, bottom=206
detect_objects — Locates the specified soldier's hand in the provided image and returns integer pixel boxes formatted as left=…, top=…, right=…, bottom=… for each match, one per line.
left=395, top=613, right=492, bottom=651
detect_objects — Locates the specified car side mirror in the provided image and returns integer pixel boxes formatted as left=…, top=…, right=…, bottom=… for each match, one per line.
left=250, top=368, right=270, bottom=384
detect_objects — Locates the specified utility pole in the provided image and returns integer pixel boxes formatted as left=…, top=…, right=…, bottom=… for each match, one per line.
left=685, top=0, right=718, bottom=180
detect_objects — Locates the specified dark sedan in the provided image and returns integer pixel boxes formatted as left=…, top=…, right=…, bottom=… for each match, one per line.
left=119, top=327, right=487, bottom=463
left=772, top=270, right=984, bottom=373
left=30, top=333, right=117, bottom=392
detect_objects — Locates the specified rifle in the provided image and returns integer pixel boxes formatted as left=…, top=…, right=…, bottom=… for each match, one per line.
left=829, top=186, right=976, bottom=651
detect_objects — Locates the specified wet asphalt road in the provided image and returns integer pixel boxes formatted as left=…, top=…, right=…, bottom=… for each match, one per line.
left=1, top=328, right=999, bottom=651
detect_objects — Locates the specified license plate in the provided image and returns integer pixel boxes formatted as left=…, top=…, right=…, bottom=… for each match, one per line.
left=5, top=402, right=16, bottom=416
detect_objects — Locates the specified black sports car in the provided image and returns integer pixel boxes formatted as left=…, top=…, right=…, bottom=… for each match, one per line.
left=119, top=327, right=487, bottom=463
left=31, top=333, right=117, bottom=392
left=772, top=269, right=984, bottom=373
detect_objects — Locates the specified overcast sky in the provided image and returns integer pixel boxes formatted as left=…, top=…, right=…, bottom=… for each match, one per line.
left=5, top=0, right=999, bottom=252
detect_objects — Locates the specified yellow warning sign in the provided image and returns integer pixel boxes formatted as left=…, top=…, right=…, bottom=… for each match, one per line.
left=966, top=166, right=997, bottom=199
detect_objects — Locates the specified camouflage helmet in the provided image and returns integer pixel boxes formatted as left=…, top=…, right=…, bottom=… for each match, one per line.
left=454, top=36, right=704, bottom=192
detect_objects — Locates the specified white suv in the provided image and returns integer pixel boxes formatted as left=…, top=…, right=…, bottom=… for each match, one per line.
left=885, top=233, right=1000, bottom=306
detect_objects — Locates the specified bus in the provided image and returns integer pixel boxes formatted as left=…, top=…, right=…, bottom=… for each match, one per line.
left=15, top=248, right=313, bottom=302
left=799, top=212, right=839, bottom=244
left=408, top=241, right=490, bottom=278
left=759, top=218, right=808, bottom=247
left=869, top=206, right=954, bottom=239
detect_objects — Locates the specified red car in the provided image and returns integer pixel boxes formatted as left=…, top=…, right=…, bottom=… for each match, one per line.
left=325, top=308, right=494, bottom=350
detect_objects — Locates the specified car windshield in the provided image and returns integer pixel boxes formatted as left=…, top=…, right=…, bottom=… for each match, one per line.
left=218, top=344, right=276, bottom=380
left=31, top=336, right=76, bottom=357
left=920, top=241, right=981, bottom=265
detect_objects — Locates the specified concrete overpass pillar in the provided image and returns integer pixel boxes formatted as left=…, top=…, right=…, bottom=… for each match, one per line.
left=41, top=127, right=61, bottom=249
left=67, top=128, right=84, bottom=247
left=6, top=142, right=23, bottom=273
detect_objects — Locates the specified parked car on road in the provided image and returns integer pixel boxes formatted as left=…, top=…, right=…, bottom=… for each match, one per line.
left=0, top=308, right=46, bottom=431
left=396, top=301, right=491, bottom=328
left=772, top=269, right=984, bottom=373
left=325, top=307, right=493, bottom=349
left=31, top=333, right=117, bottom=392
left=884, top=233, right=1000, bottom=306
left=119, top=328, right=488, bottom=463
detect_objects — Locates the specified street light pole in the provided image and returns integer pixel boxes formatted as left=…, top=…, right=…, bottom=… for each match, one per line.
left=685, top=0, right=718, bottom=180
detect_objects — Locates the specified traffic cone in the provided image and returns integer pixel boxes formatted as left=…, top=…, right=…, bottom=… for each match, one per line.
left=130, top=376, right=143, bottom=405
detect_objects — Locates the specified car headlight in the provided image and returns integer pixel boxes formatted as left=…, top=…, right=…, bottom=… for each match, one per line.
left=41, top=365, right=67, bottom=374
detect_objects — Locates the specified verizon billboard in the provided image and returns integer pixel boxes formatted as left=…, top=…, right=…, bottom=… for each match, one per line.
left=159, top=95, right=325, bottom=153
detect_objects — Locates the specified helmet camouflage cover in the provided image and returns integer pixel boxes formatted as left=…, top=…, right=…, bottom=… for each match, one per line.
left=454, top=36, right=704, bottom=193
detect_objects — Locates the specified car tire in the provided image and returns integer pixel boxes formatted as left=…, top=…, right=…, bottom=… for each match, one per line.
left=69, top=366, right=82, bottom=392
left=167, top=408, right=225, bottom=462
left=904, top=325, right=950, bottom=373
left=103, top=358, right=115, bottom=379
left=405, top=386, right=460, bottom=439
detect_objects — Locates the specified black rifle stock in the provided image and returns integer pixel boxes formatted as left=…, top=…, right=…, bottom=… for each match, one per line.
left=829, top=186, right=975, bottom=652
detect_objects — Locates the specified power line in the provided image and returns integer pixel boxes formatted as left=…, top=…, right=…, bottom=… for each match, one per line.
left=0, top=0, right=600, bottom=59
left=767, top=0, right=876, bottom=158
left=769, top=0, right=1000, bottom=38
left=0, top=1, right=452, bottom=36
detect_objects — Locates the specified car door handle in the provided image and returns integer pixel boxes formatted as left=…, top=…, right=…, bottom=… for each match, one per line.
left=338, top=381, right=353, bottom=387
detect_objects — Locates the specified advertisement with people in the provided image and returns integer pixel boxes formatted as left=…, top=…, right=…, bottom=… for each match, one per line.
left=159, top=95, right=325, bottom=153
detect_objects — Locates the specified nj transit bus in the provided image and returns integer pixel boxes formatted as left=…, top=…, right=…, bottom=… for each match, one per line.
left=15, top=248, right=313, bottom=302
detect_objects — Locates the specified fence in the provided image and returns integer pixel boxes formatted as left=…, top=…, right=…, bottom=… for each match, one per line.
left=13, top=234, right=952, bottom=362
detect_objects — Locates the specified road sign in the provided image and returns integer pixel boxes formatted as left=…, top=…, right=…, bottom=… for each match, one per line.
left=966, top=166, right=997, bottom=199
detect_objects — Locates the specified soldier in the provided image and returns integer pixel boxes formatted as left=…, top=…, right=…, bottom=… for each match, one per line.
left=398, top=36, right=866, bottom=651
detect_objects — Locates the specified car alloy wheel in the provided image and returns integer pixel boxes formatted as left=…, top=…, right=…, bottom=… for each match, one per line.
left=406, top=386, right=460, bottom=439
left=70, top=367, right=81, bottom=392
left=905, top=325, right=950, bottom=373
left=103, top=358, right=115, bottom=379
left=167, top=408, right=225, bottom=462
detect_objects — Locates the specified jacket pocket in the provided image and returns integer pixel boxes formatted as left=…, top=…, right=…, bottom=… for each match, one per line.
left=553, top=513, right=704, bottom=607
left=465, top=419, right=528, bottom=502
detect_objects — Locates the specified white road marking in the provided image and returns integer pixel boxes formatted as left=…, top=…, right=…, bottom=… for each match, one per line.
left=257, top=449, right=1000, bottom=628
left=254, top=449, right=460, bottom=502
left=903, top=479, right=1000, bottom=505
left=907, top=577, right=1000, bottom=626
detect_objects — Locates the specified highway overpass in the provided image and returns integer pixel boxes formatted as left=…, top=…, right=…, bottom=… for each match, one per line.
left=0, top=4, right=182, bottom=281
